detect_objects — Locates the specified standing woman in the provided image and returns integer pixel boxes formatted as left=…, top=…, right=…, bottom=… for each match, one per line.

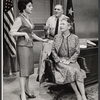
left=10, top=0, right=47, bottom=100
left=51, top=17, right=87, bottom=100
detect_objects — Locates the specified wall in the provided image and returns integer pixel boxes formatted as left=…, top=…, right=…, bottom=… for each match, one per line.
left=30, top=0, right=98, bottom=39
left=73, top=0, right=98, bottom=38
left=30, top=0, right=50, bottom=24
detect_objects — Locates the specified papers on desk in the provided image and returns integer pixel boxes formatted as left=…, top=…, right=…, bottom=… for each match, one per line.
left=80, top=45, right=87, bottom=48
left=79, top=39, right=96, bottom=48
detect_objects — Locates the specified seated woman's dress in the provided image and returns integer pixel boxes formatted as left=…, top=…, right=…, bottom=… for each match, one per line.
left=51, top=33, right=86, bottom=84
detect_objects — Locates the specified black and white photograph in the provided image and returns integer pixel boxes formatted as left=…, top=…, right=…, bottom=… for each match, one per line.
left=3, top=0, right=98, bottom=100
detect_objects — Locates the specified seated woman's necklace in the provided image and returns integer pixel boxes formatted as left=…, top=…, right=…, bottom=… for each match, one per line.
left=63, top=32, right=70, bottom=38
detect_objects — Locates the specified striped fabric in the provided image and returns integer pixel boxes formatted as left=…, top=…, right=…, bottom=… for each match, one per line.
left=3, top=0, right=16, bottom=57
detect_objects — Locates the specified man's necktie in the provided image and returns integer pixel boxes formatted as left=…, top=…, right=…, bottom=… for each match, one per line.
left=55, top=18, right=59, bottom=35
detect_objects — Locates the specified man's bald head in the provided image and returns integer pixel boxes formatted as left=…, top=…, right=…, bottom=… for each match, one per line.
left=54, top=4, right=64, bottom=18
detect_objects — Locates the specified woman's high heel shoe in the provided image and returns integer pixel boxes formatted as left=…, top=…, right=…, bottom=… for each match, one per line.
left=20, top=95, right=22, bottom=100
left=25, top=92, right=36, bottom=98
left=85, top=92, right=88, bottom=99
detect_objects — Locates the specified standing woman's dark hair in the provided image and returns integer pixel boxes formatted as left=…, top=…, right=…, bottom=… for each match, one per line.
left=18, top=0, right=33, bottom=13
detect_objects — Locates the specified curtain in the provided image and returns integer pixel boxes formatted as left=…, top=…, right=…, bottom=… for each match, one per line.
left=13, top=0, right=19, bottom=17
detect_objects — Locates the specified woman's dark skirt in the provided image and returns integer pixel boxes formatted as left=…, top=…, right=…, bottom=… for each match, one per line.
left=17, top=46, right=34, bottom=77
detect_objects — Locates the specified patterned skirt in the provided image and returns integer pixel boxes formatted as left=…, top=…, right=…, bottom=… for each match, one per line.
left=54, top=61, right=86, bottom=84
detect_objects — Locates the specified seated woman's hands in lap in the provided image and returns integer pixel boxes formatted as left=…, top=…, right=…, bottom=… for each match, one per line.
left=60, top=58, right=70, bottom=65
left=57, top=59, right=71, bottom=68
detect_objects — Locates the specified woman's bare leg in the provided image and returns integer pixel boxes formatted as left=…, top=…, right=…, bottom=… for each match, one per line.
left=20, top=77, right=26, bottom=100
left=70, top=82, right=82, bottom=100
left=76, top=81, right=87, bottom=100
left=25, top=76, right=32, bottom=95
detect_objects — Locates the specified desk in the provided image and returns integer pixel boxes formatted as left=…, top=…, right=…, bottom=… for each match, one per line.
left=80, top=46, right=98, bottom=85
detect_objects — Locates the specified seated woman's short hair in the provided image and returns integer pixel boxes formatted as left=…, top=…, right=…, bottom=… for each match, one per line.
left=18, top=0, right=33, bottom=13
left=61, top=17, right=71, bottom=23
left=61, top=17, right=73, bottom=32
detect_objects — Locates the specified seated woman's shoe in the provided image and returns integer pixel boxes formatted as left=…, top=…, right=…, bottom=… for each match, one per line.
left=85, top=92, right=88, bottom=99
left=20, top=95, right=22, bottom=100
left=25, top=92, right=36, bottom=98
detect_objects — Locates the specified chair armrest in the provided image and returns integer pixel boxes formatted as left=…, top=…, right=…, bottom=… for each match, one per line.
left=44, top=58, right=56, bottom=83
left=45, top=58, right=55, bottom=71
left=44, top=58, right=53, bottom=64
left=77, top=57, right=90, bottom=74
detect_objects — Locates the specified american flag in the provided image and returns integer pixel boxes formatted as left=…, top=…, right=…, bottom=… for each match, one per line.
left=66, top=0, right=75, bottom=34
left=3, top=0, right=16, bottom=57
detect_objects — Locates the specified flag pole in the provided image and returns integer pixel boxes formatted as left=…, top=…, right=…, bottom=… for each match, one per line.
left=3, top=54, right=16, bottom=78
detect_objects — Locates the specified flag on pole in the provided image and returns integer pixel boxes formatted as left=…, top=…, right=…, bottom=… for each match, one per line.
left=3, top=0, right=16, bottom=57
left=66, top=0, right=75, bottom=34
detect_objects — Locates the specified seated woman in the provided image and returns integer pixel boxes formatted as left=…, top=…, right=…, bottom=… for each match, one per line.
left=51, top=17, right=87, bottom=100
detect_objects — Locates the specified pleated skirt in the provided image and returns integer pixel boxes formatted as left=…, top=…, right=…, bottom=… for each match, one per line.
left=17, top=46, right=34, bottom=77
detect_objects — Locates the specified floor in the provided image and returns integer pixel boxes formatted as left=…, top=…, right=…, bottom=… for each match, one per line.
left=3, top=68, right=54, bottom=100
left=3, top=68, right=98, bottom=100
